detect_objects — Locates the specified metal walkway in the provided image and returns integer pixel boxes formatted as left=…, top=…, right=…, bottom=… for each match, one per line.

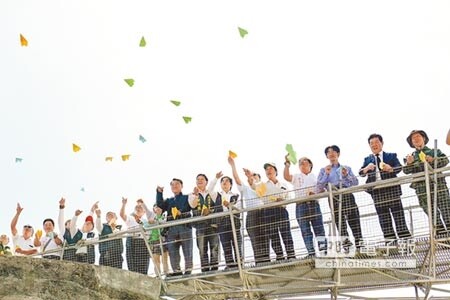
left=159, top=163, right=450, bottom=300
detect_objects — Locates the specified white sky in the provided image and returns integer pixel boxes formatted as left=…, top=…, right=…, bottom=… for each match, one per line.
left=1, top=0, right=450, bottom=297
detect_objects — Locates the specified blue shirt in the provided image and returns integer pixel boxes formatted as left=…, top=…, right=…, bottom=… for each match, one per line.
left=316, top=163, right=358, bottom=192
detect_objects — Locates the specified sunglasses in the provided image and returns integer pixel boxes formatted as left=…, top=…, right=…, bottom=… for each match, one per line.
left=23, top=225, right=33, bottom=229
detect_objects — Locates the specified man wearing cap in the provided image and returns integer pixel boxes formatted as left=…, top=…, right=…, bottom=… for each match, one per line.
left=254, top=162, right=295, bottom=261
left=359, top=134, right=411, bottom=243
left=404, top=130, right=450, bottom=235
left=317, top=145, right=363, bottom=252
left=70, top=209, right=96, bottom=264
left=10, top=203, right=37, bottom=256
left=284, top=156, right=327, bottom=257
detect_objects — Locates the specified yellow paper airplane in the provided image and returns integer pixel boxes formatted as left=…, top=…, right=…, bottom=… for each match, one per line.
left=20, top=34, right=28, bottom=46
left=228, top=150, right=237, bottom=159
left=255, top=183, right=267, bottom=197
left=418, top=151, right=426, bottom=162
left=171, top=207, right=179, bottom=219
left=121, top=154, right=130, bottom=161
left=105, top=157, right=113, bottom=162
left=72, top=143, right=81, bottom=152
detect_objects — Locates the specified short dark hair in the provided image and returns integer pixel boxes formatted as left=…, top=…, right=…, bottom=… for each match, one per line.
left=196, top=173, right=208, bottom=182
left=368, top=133, right=383, bottom=144
left=220, top=176, right=233, bottom=187
left=324, top=145, right=340, bottom=155
left=43, top=218, right=55, bottom=227
left=171, top=178, right=183, bottom=185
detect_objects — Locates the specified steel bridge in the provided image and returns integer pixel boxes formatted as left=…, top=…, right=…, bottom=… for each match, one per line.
left=155, top=162, right=450, bottom=300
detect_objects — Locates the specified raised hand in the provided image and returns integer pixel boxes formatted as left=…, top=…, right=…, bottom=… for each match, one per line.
left=90, top=201, right=99, bottom=213
left=16, top=203, right=24, bottom=214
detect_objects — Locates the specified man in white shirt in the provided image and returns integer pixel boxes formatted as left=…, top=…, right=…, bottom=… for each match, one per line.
left=284, top=156, right=326, bottom=257
left=10, top=203, right=37, bottom=256
left=254, top=163, right=295, bottom=261
left=34, top=218, right=63, bottom=260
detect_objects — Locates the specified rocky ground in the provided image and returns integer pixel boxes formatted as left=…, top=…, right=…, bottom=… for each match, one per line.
left=0, top=256, right=160, bottom=300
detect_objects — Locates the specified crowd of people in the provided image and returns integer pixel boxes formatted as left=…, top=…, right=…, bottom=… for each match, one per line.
left=2, top=130, right=450, bottom=278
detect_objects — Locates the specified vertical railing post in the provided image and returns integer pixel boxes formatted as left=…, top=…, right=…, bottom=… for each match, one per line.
left=424, top=162, right=436, bottom=278
left=230, top=209, right=245, bottom=281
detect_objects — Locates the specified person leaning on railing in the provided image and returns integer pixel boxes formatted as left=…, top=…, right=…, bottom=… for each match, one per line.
left=156, top=178, right=196, bottom=276
left=146, top=204, right=169, bottom=275
left=228, top=155, right=267, bottom=266
left=70, top=210, right=96, bottom=264
left=403, top=129, right=450, bottom=236
left=34, top=218, right=63, bottom=260
left=213, top=176, right=243, bottom=270
left=120, top=198, right=153, bottom=275
left=95, top=208, right=124, bottom=269
left=284, top=155, right=327, bottom=258
left=317, top=145, right=363, bottom=252
left=359, top=133, right=411, bottom=244
left=188, top=173, right=220, bottom=272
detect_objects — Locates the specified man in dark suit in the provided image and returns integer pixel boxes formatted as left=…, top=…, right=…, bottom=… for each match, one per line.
left=359, top=133, right=411, bottom=242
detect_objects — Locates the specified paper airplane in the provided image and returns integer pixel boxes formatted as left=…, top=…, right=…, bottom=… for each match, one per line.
left=171, top=207, right=179, bottom=219
left=182, top=116, right=192, bottom=124
left=255, top=183, right=267, bottom=197
left=285, top=144, right=297, bottom=164
left=418, top=151, right=426, bottom=162
left=124, top=79, right=134, bottom=87
left=170, top=100, right=181, bottom=106
left=238, top=27, right=248, bottom=38
left=139, top=36, right=146, bottom=47
left=228, top=150, right=237, bottom=159
left=20, top=34, right=28, bottom=46
left=72, top=143, right=81, bottom=152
